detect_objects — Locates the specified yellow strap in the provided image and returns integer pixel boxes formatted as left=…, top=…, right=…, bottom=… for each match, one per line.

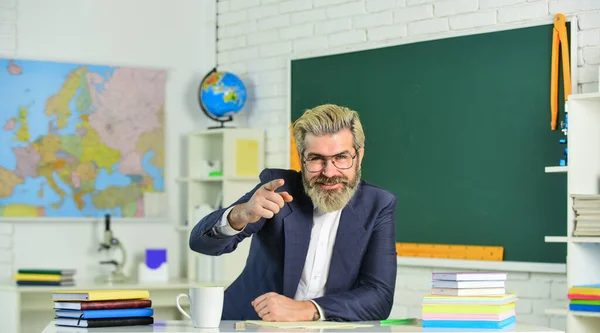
left=550, top=13, right=571, bottom=130
left=289, top=123, right=301, bottom=171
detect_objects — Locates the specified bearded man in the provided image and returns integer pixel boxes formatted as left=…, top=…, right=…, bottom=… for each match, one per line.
left=189, top=104, right=398, bottom=322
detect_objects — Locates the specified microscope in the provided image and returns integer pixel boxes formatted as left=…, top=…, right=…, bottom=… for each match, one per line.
left=97, top=214, right=127, bottom=283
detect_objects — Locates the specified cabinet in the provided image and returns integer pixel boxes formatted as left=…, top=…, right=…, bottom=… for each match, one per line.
left=544, top=92, right=600, bottom=333
left=177, top=128, right=264, bottom=285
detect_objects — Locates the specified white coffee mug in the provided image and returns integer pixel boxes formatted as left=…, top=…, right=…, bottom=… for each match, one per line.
left=176, top=286, right=224, bottom=328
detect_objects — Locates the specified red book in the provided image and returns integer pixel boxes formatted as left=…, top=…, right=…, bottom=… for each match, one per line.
left=55, top=316, right=154, bottom=328
left=569, top=293, right=600, bottom=300
left=53, top=299, right=152, bottom=310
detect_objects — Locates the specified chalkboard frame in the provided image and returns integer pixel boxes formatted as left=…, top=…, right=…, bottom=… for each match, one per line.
left=285, top=17, right=578, bottom=266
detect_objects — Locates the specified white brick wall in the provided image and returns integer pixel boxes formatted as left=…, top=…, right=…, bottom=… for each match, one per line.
left=0, top=223, right=14, bottom=280
left=0, top=0, right=16, bottom=55
left=216, top=0, right=600, bottom=329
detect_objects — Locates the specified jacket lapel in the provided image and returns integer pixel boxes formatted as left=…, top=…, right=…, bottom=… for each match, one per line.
left=282, top=193, right=313, bottom=298
left=326, top=184, right=367, bottom=294
left=281, top=179, right=368, bottom=297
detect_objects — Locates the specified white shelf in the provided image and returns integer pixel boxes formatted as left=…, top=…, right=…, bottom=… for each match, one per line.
left=545, top=166, right=568, bottom=173
left=189, top=128, right=236, bottom=136
left=569, top=91, right=600, bottom=102
left=571, top=237, right=600, bottom=243
left=564, top=92, right=600, bottom=333
left=177, top=176, right=223, bottom=182
left=181, top=128, right=265, bottom=285
left=543, top=309, right=600, bottom=321
left=571, top=310, right=600, bottom=318
left=396, top=257, right=566, bottom=273
left=545, top=236, right=568, bottom=243
left=545, top=236, right=600, bottom=243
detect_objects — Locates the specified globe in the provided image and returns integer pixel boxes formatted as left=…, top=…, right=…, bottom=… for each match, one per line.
left=198, top=69, right=247, bottom=128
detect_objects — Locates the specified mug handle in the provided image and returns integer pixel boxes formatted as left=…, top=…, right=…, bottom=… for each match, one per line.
left=176, top=293, right=192, bottom=320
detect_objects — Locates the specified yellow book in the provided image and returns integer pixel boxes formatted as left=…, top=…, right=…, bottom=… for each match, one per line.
left=51, top=290, right=150, bottom=301
left=422, top=293, right=518, bottom=305
left=13, top=273, right=64, bottom=282
left=569, top=285, right=600, bottom=296
left=422, top=303, right=515, bottom=314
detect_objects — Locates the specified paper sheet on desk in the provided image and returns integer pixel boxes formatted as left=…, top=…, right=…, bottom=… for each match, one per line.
left=244, top=321, right=374, bottom=329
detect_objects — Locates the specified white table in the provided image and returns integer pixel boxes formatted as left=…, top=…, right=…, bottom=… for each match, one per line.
left=41, top=320, right=564, bottom=333
left=0, top=279, right=229, bottom=333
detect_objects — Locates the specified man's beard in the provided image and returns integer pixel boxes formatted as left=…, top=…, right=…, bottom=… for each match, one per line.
left=302, top=166, right=361, bottom=213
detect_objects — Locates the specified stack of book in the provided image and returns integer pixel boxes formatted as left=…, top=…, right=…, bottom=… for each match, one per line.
left=569, top=284, right=600, bottom=313
left=571, top=194, right=600, bottom=236
left=13, top=268, right=76, bottom=286
left=421, top=271, right=517, bottom=329
left=52, top=289, right=154, bottom=328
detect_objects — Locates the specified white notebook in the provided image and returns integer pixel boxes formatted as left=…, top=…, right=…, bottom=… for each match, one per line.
left=431, top=287, right=506, bottom=296
left=432, top=272, right=507, bottom=281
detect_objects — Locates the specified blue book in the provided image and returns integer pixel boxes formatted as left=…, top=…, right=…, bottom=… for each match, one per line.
left=422, top=324, right=517, bottom=332
left=422, top=316, right=516, bottom=329
left=55, top=308, right=153, bottom=319
left=570, top=304, right=600, bottom=312
left=17, top=281, right=74, bottom=286
left=572, top=284, right=600, bottom=288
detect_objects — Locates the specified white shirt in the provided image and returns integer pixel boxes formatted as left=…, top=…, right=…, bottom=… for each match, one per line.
left=213, top=205, right=342, bottom=320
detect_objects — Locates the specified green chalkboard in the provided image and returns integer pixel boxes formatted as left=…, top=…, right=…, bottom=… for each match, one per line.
left=291, top=24, right=568, bottom=263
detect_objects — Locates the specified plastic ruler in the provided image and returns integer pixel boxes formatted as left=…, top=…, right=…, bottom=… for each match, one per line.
left=396, top=242, right=504, bottom=261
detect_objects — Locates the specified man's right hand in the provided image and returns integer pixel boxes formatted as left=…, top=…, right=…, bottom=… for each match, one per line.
left=228, top=179, right=293, bottom=230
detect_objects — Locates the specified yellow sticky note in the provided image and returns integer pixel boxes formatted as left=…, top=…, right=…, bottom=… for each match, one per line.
left=235, top=139, right=259, bottom=177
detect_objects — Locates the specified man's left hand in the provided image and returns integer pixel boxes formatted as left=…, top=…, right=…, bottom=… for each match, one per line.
left=251, top=292, right=319, bottom=322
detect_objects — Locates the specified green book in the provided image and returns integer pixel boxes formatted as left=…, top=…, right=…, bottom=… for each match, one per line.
left=18, top=269, right=76, bottom=275
left=571, top=300, right=600, bottom=305
left=380, top=318, right=420, bottom=326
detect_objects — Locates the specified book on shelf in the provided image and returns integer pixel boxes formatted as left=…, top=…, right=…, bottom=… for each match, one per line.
left=421, top=272, right=517, bottom=329
left=571, top=194, right=600, bottom=236
left=52, top=289, right=154, bottom=328
left=17, top=269, right=76, bottom=275
left=13, top=268, right=76, bottom=286
left=571, top=194, right=600, bottom=202
left=17, top=281, right=75, bottom=286
left=568, top=284, right=600, bottom=313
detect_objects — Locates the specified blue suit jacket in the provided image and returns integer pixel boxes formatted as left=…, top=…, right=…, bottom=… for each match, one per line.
left=189, top=168, right=398, bottom=321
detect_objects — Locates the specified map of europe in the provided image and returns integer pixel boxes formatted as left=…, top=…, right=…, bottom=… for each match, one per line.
left=0, top=58, right=166, bottom=218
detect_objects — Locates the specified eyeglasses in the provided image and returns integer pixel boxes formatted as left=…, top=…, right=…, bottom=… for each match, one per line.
left=302, top=150, right=357, bottom=173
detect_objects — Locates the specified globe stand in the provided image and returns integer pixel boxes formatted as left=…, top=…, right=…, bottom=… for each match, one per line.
left=201, top=109, right=235, bottom=130
left=199, top=67, right=238, bottom=130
